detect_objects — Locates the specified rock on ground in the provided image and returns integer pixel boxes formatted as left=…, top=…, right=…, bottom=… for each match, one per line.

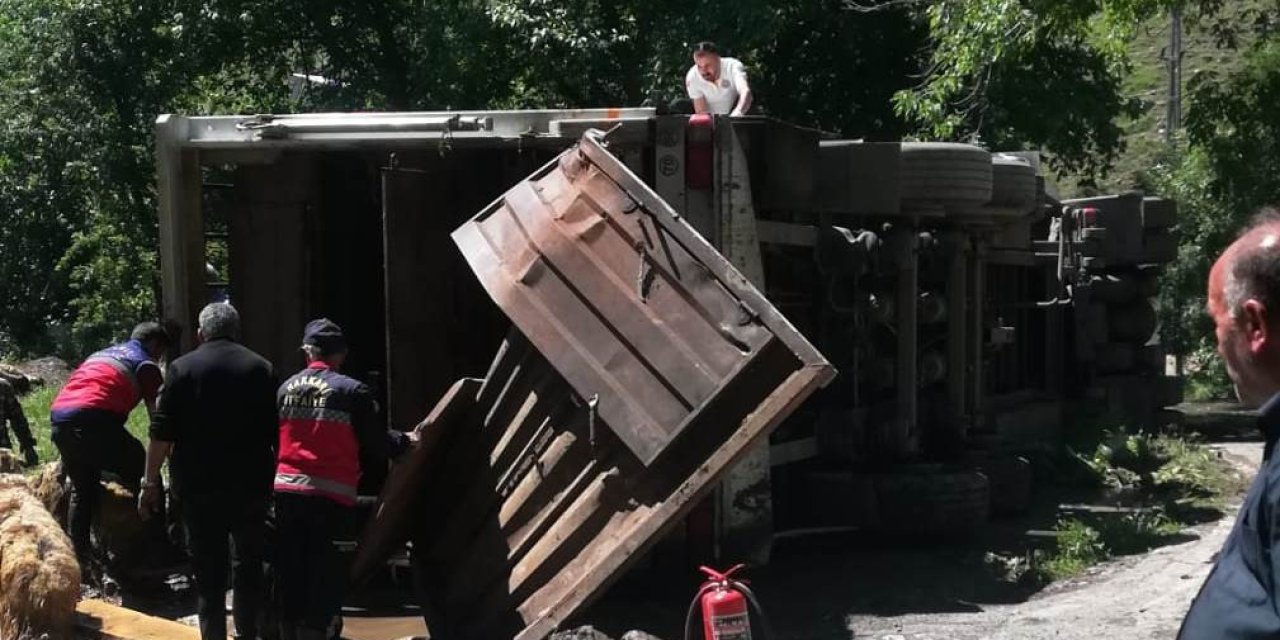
left=16, top=356, right=72, bottom=389
left=552, top=626, right=665, bottom=640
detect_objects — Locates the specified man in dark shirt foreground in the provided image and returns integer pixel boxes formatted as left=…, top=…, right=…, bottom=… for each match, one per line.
left=140, top=302, right=277, bottom=640
left=1181, top=209, right=1280, bottom=638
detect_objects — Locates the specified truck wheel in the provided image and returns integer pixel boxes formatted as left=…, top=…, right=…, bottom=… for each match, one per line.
left=1143, top=231, right=1179, bottom=264
left=1089, top=274, right=1140, bottom=305
left=1143, top=198, right=1178, bottom=230
left=871, top=467, right=990, bottom=538
left=1137, top=266, right=1161, bottom=298
left=900, top=142, right=993, bottom=209
left=803, top=469, right=877, bottom=527
left=1108, top=299, right=1157, bottom=343
left=971, top=455, right=1033, bottom=517
left=1095, top=343, right=1136, bottom=373
left=989, top=155, right=1037, bottom=209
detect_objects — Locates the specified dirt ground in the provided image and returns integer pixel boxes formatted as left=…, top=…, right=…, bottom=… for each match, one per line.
left=564, top=439, right=1261, bottom=640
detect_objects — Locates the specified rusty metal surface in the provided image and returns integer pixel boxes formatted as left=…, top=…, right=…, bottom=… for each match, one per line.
left=357, top=132, right=833, bottom=640
left=452, top=132, right=830, bottom=465
left=360, top=328, right=830, bottom=640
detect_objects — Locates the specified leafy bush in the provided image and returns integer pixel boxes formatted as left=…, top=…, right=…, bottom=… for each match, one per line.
left=1041, top=519, right=1106, bottom=581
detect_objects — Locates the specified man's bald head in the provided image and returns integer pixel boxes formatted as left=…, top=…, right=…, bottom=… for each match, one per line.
left=1222, top=209, right=1280, bottom=321
left=1209, top=206, right=1280, bottom=407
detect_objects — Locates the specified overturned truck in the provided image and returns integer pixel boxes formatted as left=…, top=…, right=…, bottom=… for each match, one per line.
left=154, top=109, right=1180, bottom=638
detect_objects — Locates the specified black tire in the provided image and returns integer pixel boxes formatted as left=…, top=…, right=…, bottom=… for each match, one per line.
left=872, top=468, right=990, bottom=538
left=1143, top=231, right=1178, bottom=264
left=1143, top=197, right=1178, bottom=229
left=973, top=455, right=1033, bottom=517
left=1138, top=266, right=1161, bottom=298
left=989, top=155, right=1037, bottom=209
left=1158, top=376, right=1186, bottom=407
left=1095, top=343, right=1136, bottom=373
left=803, top=470, right=877, bottom=527
left=1089, top=274, right=1140, bottom=305
left=1108, top=300, right=1157, bottom=343
left=900, top=142, right=993, bottom=208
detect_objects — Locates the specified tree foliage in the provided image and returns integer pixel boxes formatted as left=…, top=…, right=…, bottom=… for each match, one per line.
left=0, top=0, right=1276, bottom=369
left=1151, top=31, right=1280, bottom=397
left=888, top=0, right=1258, bottom=176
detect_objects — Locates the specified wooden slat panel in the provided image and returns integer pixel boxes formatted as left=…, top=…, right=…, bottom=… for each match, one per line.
left=455, top=142, right=793, bottom=464
left=383, top=167, right=460, bottom=431
left=354, top=131, right=836, bottom=640
left=350, top=377, right=481, bottom=586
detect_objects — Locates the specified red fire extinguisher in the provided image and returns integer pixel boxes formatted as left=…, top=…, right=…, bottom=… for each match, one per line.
left=685, top=564, right=773, bottom=640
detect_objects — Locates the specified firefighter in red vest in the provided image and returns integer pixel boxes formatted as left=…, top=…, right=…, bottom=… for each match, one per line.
left=273, top=319, right=412, bottom=640
left=50, top=322, right=170, bottom=567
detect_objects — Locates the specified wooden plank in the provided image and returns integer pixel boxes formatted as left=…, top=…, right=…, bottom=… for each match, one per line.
left=351, top=377, right=481, bottom=586
left=383, top=167, right=460, bottom=431
left=755, top=220, right=818, bottom=247
left=499, top=430, right=579, bottom=528
left=76, top=599, right=201, bottom=640
left=507, top=467, right=620, bottom=595
left=515, top=366, right=829, bottom=640
left=476, top=333, right=533, bottom=411
left=155, top=116, right=206, bottom=354
left=422, top=364, right=569, bottom=566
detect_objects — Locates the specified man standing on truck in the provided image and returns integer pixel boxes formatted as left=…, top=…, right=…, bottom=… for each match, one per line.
left=50, top=322, right=169, bottom=568
left=1180, top=209, right=1280, bottom=638
left=686, top=41, right=753, bottom=116
left=139, top=302, right=277, bottom=640
left=273, top=319, right=412, bottom=640
left=0, top=374, right=36, bottom=467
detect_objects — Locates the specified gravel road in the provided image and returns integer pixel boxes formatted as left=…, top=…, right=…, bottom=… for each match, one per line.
left=847, top=442, right=1262, bottom=640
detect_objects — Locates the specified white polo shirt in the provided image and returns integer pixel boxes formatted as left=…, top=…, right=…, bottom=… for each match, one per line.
left=685, top=57, right=749, bottom=115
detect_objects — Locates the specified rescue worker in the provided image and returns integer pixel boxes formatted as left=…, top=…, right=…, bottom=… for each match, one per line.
left=50, top=322, right=169, bottom=567
left=0, top=374, right=36, bottom=467
left=685, top=41, right=753, bottom=116
left=140, top=303, right=277, bottom=640
left=1180, top=209, right=1280, bottom=638
left=274, top=319, right=411, bottom=640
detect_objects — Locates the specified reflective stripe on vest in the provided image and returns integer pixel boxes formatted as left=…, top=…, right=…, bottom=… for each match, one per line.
left=274, top=471, right=357, bottom=504
left=50, top=340, right=153, bottom=419
left=79, top=354, right=141, bottom=397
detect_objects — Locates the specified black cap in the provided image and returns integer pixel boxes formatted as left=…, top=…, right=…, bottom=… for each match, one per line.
left=302, top=318, right=346, bottom=353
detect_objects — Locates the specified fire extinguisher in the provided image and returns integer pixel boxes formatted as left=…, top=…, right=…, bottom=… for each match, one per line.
left=684, top=564, right=774, bottom=640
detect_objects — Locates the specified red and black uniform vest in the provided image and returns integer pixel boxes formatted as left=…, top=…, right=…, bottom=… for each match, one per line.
left=274, top=361, right=375, bottom=506
left=51, top=339, right=160, bottom=423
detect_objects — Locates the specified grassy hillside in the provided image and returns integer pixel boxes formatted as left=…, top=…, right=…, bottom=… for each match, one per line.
left=1055, top=0, right=1263, bottom=196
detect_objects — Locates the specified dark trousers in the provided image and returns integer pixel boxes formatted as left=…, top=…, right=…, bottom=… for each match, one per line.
left=51, top=413, right=145, bottom=560
left=183, top=492, right=268, bottom=640
left=275, top=492, right=351, bottom=634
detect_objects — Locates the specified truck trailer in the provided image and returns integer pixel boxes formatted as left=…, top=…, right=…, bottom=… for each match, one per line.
left=153, top=108, right=1179, bottom=638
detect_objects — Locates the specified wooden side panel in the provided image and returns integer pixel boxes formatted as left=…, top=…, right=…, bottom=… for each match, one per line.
left=228, top=155, right=316, bottom=374
left=382, top=167, right=460, bottom=431
left=357, top=134, right=835, bottom=640
left=453, top=144, right=782, bottom=464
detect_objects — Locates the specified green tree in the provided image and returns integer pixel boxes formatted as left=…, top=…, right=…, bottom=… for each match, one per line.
left=1153, top=33, right=1280, bottom=397
left=889, top=0, right=1243, bottom=177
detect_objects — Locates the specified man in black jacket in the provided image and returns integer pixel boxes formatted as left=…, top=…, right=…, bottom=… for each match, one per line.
left=1181, top=210, right=1280, bottom=638
left=140, top=302, right=277, bottom=640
